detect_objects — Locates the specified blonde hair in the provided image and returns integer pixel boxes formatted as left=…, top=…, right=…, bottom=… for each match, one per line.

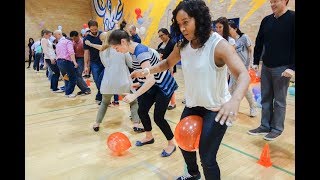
left=100, top=31, right=112, bottom=51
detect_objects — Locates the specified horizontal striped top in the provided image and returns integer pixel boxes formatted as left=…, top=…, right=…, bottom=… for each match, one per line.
left=131, top=44, right=178, bottom=97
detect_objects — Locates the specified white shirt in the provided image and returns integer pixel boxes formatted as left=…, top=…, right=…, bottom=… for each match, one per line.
left=180, top=32, right=231, bottom=109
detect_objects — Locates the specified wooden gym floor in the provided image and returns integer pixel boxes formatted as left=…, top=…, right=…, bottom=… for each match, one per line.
left=25, top=63, right=295, bottom=180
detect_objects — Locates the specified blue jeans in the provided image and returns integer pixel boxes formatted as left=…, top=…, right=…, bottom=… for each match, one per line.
left=34, top=53, right=42, bottom=71
left=90, top=61, right=104, bottom=101
left=56, top=59, right=77, bottom=95
left=76, top=58, right=90, bottom=92
left=44, top=59, right=60, bottom=91
left=180, top=106, right=228, bottom=180
left=259, top=64, right=290, bottom=134
left=137, top=85, right=173, bottom=140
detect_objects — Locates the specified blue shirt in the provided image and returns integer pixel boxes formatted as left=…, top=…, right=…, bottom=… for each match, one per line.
left=131, top=34, right=141, bottom=43
left=132, top=44, right=178, bottom=97
left=83, top=31, right=103, bottom=62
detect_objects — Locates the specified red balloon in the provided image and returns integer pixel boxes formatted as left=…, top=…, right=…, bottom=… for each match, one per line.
left=107, top=132, right=131, bottom=155
left=135, top=8, right=141, bottom=15
left=136, top=14, right=142, bottom=20
left=174, top=115, right=203, bottom=152
left=83, top=23, right=88, bottom=28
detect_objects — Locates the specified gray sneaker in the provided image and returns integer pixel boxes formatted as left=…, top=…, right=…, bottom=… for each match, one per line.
left=263, top=132, right=281, bottom=141
left=247, top=127, right=270, bottom=136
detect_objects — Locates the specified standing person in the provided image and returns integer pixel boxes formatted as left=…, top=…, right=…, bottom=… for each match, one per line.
left=85, top=31, right=144, bottom=132
left=157, top=28, right=177, bottom=110
left=130, top=0, right=250, bottom=179
left=128, top=25, right=141, bottom=43
left=108, top=29, right=179, bottom=157
left=41, top=29, right=63, bottom=93
left=54, top=30, right=79, bottom=98
left=69, top=30, right=91, bottom=95
left=27, top=38, right=34, bottom=68
left=228, top=20, right=258, bottom=117
left=83, top=20, right=104, bottom=104
left=247, top=0, right=295, bottom=141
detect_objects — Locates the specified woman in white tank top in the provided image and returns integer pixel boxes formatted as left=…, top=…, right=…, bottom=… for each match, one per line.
left=131, top=0, right=250, bottom=179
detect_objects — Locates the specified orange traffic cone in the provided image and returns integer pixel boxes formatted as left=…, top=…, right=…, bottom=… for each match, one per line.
left=257, top=143, right=272, bottom=167
left=86, top=78, right=91, bottom=87
left=118, top=95, right=123, bottom=101
left=63, top=74, right=69, bottom=81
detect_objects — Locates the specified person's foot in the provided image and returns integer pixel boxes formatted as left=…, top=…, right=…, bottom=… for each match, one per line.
left=27, top=66, right=30, bottom=68
left=249, top=107, right=257, bottom=117
left=135, top=137, right=154, bottom=146
left=161, top=145, right=176, bottom=157
left=247, top=127, right=270, bottom=135
left=263, top=131, right=281, bottom=141
left=176, top=172, right=201, bottom=180
left=112, top=101, right=119, bottom=106
left=93, top=123, right=100, bottom=132
left=182, top=99, right=186, bottom=104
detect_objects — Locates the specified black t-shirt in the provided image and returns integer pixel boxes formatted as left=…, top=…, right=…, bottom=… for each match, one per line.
left=83, top=31, right=103, bottom=62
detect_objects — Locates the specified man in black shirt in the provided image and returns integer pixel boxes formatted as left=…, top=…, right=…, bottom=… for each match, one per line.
left=247, top=0, right=295, bottom=141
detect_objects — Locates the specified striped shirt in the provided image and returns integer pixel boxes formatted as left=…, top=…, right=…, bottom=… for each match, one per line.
left=55, top=37, right=75, bottom=61
left=132, top=44, right=178, bottom=97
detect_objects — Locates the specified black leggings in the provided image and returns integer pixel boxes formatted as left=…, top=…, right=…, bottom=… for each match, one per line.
left=137, top=85, right=174, bottom=140
left=28, top=53, right=33, bottom=67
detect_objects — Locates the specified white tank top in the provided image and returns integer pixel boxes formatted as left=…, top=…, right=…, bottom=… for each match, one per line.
left=180, top=32, right=231, bottom=109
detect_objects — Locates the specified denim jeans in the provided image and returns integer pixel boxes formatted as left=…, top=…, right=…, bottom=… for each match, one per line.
left=179, top=106, right=228, bottom=180
left=90, top=61, right=104, bottom=101
left=56, top=59, right=77, bottom=95
left=259, top=64, right=290, bottom=134
left=34, top=53, right=42, bottom=71
left=137, top=85, right=173, bottom=140
left=44, top=59, right=60, bottom=91
left=76, top=58, right=90, bottom=92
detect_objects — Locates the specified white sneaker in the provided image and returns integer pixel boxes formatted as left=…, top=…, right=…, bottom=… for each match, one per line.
left=250, top=108, right=257, bottom=117
left=52, top=89, right=64, bottom=93
left=65, top=94, right=76, bottom=98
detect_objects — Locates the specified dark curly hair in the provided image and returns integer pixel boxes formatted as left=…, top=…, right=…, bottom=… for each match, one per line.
left=171, top=0, right=212, bottom=49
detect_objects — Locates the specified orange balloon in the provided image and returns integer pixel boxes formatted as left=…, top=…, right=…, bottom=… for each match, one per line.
left=107, top=132, right=131, bottom=155
left=248, top=69, right=258, bottom=83
left=174, top=115, right=203, bottom=152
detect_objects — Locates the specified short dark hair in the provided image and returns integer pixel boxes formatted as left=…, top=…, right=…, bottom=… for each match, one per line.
left=158, top=28, right=171, bottom=38
left=62, top=33, right=67, bottom=37
left=42, top=29, right=52, bottom=36
left=88, top=20, right=98, bottom=28
left=108, top=29, right=131, bottom=45
left=120, top=20, right=127, bottom=30
left=69, top=31, right=79, bottom=37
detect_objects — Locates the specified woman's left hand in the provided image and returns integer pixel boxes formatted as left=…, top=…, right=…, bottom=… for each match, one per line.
left=210, top=100, right=240, bottom=126
left=122, top=93, right=138, bottom=103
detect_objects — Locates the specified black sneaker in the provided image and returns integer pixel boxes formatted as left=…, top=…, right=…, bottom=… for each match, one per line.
left=176, top=173, right=201, bottom=180
left=247, top=127, right=270, bottom=136
left=77, top=90, right=91, bottom=96
left=263, top=132, right=281, bottom=141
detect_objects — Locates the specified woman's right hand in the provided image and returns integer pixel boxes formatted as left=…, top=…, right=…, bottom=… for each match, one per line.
left=130, top=69, right=145, bottom=78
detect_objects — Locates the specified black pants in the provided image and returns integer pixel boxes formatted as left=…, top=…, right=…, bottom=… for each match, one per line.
left=180, top=106, right=228, bottom=180
left=28, top=53, right=33, bottom=67
left=137, top=85, right=174, bottom=140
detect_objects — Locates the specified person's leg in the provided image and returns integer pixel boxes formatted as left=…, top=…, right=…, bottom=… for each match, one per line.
left=27, top=53, right=32, bottom=68
left=93, top=94, right=113, bottom=131
left=136, top=86, right=157, bottom=145
left=129, top=97, right=143, bottom=132
left=46, top=59, right=61, bottom=91
left=199, top=108, right=227, bottom=180
left=153, top=89, right=175, bottom=154
left=177, top=107, right=203, bottom=178
left=64, top=61, right=78, bottom=96
left=90, top=62, right=104, bottom=102
left=248, top=64, right=273, bottom=135
left=268, top=65, right=290, bottom=137
left=75, top=58, right=90, bottom=93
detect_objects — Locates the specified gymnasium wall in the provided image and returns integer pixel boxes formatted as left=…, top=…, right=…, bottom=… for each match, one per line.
left=25, top=0, right=295, bottom=60
left=90, top=0, right=295, bottom=50
left=25, top=0, right=93, bottom=60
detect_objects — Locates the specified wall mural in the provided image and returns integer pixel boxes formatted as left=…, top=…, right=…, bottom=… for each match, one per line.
left=93, top=0, right=124, bottom=31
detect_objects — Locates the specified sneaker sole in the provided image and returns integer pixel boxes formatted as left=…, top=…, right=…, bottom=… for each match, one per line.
left=247, top=131, right=269, bottom=136
left=263, top=136, right=276, bottom=141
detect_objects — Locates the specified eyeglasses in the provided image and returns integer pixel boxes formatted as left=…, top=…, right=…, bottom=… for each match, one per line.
left=158, top=34, right=164, bottom=38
